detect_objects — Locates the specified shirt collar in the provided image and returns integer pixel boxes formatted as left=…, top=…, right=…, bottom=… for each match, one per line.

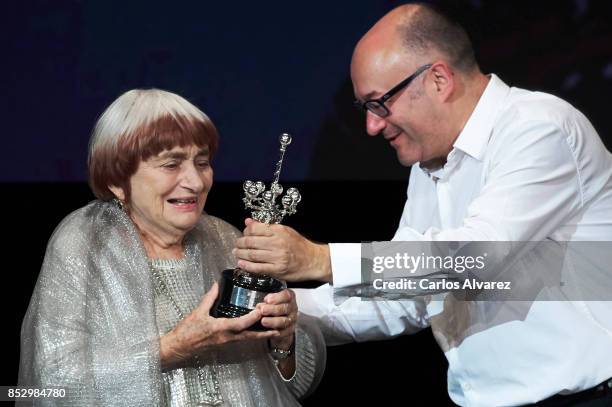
left=452, top=74, right=510, bottom=161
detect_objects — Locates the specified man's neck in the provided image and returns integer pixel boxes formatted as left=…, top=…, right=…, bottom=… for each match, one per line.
left=455, top=72, right=490, bottom=137
left=420, top=157, right=446, bottom=172
left=420, top=73, right=489, bottom=173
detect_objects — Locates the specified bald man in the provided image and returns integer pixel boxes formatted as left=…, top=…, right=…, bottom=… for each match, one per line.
left=234, top=3, right=612, bottom=406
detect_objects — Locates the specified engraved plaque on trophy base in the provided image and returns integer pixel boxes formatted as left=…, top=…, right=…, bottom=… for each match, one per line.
left=211, top=269, right=285, bottom=331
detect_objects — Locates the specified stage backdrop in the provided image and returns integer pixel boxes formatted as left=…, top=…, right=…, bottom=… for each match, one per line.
left=4, top=0, right=611, bottom=182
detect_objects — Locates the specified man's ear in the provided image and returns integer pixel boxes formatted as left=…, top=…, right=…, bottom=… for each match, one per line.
left=429, top=61, right=455, bottom=102
left=108, top=185, right=125, bottom=202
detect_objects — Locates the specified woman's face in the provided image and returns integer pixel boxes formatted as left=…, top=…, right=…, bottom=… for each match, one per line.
left=125, top=144, right=212, bottom=242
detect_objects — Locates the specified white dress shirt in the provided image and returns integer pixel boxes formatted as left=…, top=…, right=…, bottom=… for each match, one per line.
left=296, top=75, right=612, bottom=406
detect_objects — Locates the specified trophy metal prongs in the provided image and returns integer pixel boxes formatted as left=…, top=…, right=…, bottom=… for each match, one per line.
left=242, top=133, right=302, bottom=224
left=211, top=133, right=301, bottom=330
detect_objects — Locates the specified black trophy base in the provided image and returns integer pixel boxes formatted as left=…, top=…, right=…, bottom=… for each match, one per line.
left=211, top=268, right=285, bottom=331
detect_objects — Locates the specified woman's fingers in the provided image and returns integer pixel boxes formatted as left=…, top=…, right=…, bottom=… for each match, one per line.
left=261, top=314, right=296, bottom=330
left=230, top=308, right=263, bottom=331
left=257, top=288, right=296, bottom=329
left=263, top=289, right=293, bottom=305
left=217, top=310, right=280, bottom=343
left=258, top=302, right=293, bottom=317
left=234, top=329, right=280, bottom=342
left=259, top=289, right=295, bottom=315
left=199, top=282, right=219, bottom=312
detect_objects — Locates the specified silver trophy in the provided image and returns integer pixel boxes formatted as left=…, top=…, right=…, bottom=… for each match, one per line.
left=211, top=133, right=301, bottom=330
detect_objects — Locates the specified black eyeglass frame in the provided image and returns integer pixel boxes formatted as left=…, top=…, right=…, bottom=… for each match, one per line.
left=353, top=63, right=433, bottom=118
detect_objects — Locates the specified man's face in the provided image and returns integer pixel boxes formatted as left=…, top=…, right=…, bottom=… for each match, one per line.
left=351, top=51, right=445, bottom=167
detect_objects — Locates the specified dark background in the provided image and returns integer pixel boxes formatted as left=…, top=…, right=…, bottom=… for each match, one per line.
left=4, top=0, right=612, bottom=405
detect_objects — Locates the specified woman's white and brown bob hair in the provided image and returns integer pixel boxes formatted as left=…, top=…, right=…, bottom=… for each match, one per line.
left=88, top=89, right=218, bottom=202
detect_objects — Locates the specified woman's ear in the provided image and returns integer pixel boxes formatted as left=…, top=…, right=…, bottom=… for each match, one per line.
left=108, top=185, right=125, bottom=202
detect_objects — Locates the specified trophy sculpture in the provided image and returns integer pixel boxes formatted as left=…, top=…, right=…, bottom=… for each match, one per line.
left=211, top=133, right=301, bottom=330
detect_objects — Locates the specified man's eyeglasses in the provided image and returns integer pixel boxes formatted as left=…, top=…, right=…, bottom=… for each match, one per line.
left=353, top=63, right=432, bottom=118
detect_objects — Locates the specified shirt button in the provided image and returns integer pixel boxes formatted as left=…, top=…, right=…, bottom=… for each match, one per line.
left=462, top=382, right=471, bottom=391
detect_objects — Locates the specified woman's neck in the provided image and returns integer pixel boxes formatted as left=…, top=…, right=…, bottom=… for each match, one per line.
left=133, top=223, right=185, bottom=260
left=124, top=209, right=186, bottom=259
left=141, top=236, right=184, bottom=259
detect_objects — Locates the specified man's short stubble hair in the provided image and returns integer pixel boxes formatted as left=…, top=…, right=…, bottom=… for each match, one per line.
left=397, top=3, right=478, bottom=73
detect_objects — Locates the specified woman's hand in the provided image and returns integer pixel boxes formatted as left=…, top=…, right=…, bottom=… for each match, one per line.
left=258, top=288, right=298, bottom=379
left=160, top=282, right=278, bottom=370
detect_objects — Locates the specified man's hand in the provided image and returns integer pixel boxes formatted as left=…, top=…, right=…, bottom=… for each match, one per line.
left=233, top=218, right=332, bottom=282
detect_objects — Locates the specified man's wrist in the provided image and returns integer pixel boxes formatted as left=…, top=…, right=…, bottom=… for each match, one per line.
left=310, top=243, right=332, bottom=283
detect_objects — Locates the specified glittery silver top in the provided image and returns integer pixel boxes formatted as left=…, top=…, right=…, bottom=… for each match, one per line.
left=19, top=200, right=325, bottom=406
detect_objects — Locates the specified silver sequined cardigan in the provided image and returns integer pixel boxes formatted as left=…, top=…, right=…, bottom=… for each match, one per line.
left=19, top=200, right=325, bottom=406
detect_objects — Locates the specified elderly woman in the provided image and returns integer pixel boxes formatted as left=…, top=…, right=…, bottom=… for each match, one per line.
left=19, top=89, right=325, bottom=406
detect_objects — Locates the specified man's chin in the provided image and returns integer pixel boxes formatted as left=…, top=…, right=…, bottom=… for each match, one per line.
left=396, top=151, right=420, bottom=167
